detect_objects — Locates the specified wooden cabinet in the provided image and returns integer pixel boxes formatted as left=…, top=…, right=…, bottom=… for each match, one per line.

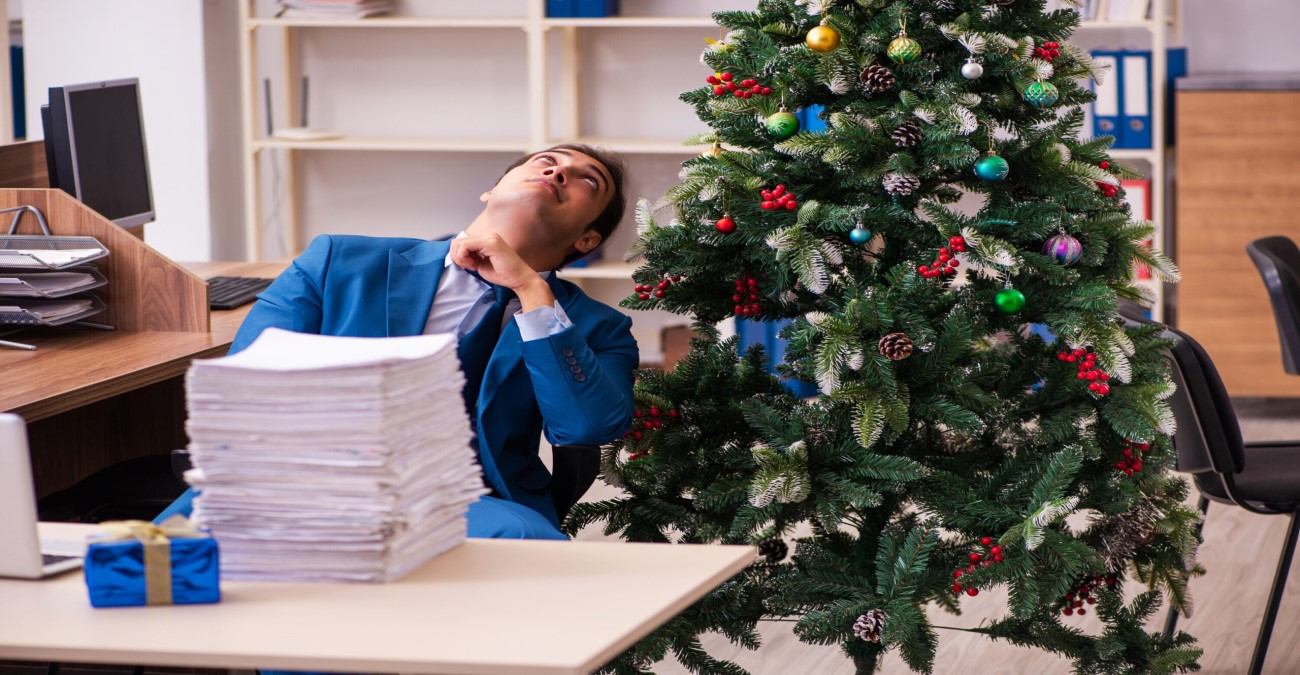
left=1175, top=77, right=1300, bottom=397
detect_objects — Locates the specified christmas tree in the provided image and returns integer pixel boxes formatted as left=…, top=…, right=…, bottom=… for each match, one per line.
left=568, top=1, right=1204, bottom=673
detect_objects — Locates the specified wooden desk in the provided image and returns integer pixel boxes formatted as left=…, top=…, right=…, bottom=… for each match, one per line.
left=1, top=261, right=285, bottom=497
left=0, top=524, right=755, bottom=675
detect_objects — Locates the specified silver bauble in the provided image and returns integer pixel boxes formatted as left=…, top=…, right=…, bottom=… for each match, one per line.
left=961, top=59, right=984, bottom=80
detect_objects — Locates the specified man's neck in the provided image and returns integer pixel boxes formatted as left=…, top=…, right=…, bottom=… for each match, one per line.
left=463, top=216, right=555, bottom=273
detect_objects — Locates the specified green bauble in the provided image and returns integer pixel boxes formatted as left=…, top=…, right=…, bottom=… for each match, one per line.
left=765, top=111, right=800, bottom=140
left=887, top=35, right=922, bottom=64
left=995, top=288, right=1026, bottom=314
left=974, top=154, right=1010, bottom=182
left=1023, top=81, right=1060, bottom=108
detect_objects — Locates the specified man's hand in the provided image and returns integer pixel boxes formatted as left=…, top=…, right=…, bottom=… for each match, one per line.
left=449, top=233, right=556, bottom=311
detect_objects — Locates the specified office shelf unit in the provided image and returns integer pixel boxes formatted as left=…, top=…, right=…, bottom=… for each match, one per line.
left=1074, top=1, right=1182, bottom=321
left=238, top=0, right=1181, bottom=308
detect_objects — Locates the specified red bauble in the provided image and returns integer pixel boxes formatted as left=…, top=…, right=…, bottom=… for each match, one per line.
left=715, top=216, right=736, bottom=234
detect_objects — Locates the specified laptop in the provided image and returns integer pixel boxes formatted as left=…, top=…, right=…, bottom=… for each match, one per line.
left=0, top=413, right=85, bottom=578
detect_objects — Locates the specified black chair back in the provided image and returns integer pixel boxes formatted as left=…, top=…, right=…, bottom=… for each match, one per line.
left=1162, top=326, right=1248, bottom=482
left=1247, top=236, right=1300, bottom=375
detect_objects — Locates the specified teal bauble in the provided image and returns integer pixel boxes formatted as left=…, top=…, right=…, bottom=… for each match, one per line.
left=766, top=111, right=800, bottom=140
left=1023, top=81, right=1060, bottom=108
left=974, top=154, right=1010, bottom=182
left=995, top=288, right=1026, bottom=314
left=849, top=226, right=872, bottom=244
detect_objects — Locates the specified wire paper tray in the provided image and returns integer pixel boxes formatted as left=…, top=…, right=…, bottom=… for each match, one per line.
left=0, top=266, right=108, bottom=299
left=0, top=293, right=107, bottom=327
left=0, top=235, right=110, bottom=270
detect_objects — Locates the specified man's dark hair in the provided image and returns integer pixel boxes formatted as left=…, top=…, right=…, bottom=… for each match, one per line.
left=500, top=143, right=628, bottom=268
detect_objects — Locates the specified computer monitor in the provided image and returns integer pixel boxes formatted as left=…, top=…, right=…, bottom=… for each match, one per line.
left=42, top=78, right=154, bottom=228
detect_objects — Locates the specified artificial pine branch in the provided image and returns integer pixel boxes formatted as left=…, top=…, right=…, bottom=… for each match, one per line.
left=590, top=0, right=1202, bottom=671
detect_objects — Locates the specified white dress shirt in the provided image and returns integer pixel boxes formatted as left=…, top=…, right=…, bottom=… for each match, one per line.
left=421, top=233, right=573, bottom=341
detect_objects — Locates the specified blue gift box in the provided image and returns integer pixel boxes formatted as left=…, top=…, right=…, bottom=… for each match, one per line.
left=84, top=519, right=220, bottom=608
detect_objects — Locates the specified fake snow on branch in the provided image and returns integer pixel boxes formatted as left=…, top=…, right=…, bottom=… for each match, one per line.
left=1025, top=496, right=1080, bottom=551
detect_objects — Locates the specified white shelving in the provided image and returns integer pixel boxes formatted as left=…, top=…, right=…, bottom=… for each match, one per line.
left=240, top=0, right=1181, bottom=326
left=1076, top=1, right=1180, bottom=321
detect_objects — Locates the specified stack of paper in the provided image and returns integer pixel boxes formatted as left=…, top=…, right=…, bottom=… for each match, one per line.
left=184, top=328, right=485, bottom=582
left=277, top=0, right=395, bottom=20
left=0, top=271, right=100, bottom=297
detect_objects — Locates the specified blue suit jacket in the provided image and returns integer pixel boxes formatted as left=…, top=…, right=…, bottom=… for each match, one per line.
left=229, top=235, right=638, bottom=529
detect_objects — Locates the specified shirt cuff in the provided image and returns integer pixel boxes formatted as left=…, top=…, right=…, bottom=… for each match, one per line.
left=514, top=302, right=572, bottom=341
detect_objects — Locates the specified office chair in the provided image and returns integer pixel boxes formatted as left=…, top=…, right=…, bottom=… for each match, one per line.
left=1247, top=236, right=1300, bottom=375
left=550, top=444, right=601, bottom=523
left=1155, top=324, right=1300, bottom=675
left=36, top=452, right=189, bottom=523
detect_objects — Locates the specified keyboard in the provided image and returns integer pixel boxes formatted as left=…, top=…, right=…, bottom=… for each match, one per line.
left=207, top=276, right=274, bottom=310
left=42, top=553, right=79, bottom=566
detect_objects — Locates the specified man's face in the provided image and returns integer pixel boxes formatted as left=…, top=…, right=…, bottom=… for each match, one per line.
left=481, top=148, right=614, bottom=267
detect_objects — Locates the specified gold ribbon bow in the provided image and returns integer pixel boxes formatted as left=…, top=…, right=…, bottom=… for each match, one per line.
left=96, top=515, right=204, bottom=606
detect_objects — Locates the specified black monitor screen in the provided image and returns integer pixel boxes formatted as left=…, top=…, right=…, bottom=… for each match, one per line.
left=64, top=80, right=153, bottom=227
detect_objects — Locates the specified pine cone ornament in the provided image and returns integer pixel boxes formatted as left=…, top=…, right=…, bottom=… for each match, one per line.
left=758, top=538, right=788, bottom=563
left=859, top=64, right=895, bottom=93
left=853, top=609, right=888, bottom=643
left=882, top=172, right=920, bottom=196
left=891, top=121, right=922, bottom=147
left=878, top=332, right=914, bottom=360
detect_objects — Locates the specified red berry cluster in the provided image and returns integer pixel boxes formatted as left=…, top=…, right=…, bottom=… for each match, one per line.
left=733, top=271, right=762, bottom=316
left=705, top=72, right=772, bottom=99
left=1057, top=347, right=1112, bottom=396
left=760, top=184, right=798, bottom=211
left=1095, top=160, right=1118, bottom=197
left=1058, top=573, right=1118, bottom=616
left=951, top=536, right=1005, bottom=597
left=1114, top=438, right=1151, bottom=476
left=623, top=405, right=680, bottom=458
left=634, top=274, right=682, bottom=301
left=1034, top=41, right=1062, bottom=61
left=918, top=236, right=967, bottom=279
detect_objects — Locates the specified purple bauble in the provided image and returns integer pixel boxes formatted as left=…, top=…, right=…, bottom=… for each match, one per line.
left=1044, top=233, right=1082, bottom=266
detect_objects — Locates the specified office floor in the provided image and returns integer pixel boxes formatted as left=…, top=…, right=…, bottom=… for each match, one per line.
left=574, top=398, right=1300, bottom=674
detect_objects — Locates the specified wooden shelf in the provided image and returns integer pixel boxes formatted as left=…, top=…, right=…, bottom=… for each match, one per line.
left=251, top=136, right=533, bottom=153
left=558, top=259, right=638, bottom=281
left=1109, top=148, right=1159, bottom=161
left=249, top=17, right=530, bottom=29
left=544, top=16, right=719, bottom=28
left=565, top=136, right=711, bottom=155
left=1077, top=19, right=1155, bottom=29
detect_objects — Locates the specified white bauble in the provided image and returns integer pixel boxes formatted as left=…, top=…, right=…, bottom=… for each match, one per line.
left=961, top=59, right=984, bottom=80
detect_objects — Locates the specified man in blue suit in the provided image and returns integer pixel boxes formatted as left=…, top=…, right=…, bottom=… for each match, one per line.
left=159, top=144, right=637, bottom=541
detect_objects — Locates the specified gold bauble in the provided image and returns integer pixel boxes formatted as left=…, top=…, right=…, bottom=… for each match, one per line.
left=806, top=24, right=841, bottom=53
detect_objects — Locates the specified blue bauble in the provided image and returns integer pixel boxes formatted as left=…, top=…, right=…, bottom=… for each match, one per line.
left=849, top=226, right=872, bottom=244
left=974, top=154, right=1010, bottom=182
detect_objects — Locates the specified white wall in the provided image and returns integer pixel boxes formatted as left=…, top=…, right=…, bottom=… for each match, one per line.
left=22, top=0, right=238, bottom=262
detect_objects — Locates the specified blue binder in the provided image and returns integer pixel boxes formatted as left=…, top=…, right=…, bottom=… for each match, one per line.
left=546, top=0, right=575, bottom=17
left=1090, top=50, right=1123, bottom=143
left=1119, top=50, right=1152, bottom=149
left=1165, top=47, right=1188, bottom=146
left=735, top=318, right=818, bottom=398
left=575, top=0, right=619, bottom=17
left=800, top=104, right=828, bottom=134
